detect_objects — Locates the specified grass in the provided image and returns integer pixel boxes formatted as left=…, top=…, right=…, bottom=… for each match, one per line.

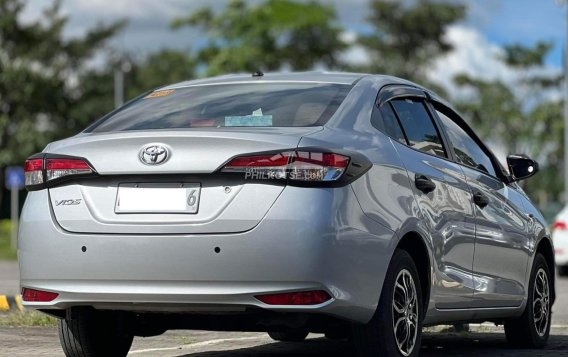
left=0, top=310, right=58, bottom=327
left=0, top=219, right=17, bottom=260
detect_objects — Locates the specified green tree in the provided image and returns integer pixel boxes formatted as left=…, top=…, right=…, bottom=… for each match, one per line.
left=0, top=0, right=123, bottom=164
left=126, top=50, right=196, bottom=99
left=171, top=0, right=346, bottom=75
left=356, top=0, right=466, bottom=89
left=73, top=49, right=197, bottom=124
left=453, top=41, right=563, bottom=209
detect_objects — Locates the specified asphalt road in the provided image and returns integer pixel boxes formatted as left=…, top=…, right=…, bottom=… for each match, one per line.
left=2, top=260, right=568, bottom=356
left=2, top=327, right=568, bottom=356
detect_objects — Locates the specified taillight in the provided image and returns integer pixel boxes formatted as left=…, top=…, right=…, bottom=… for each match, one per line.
left=46, top=158, right=93, bottom=181
left=290, top=152, right=350, bottom=182
left=24, top=158, right=44, bottom=186
left=223, top=152, right=292, bottom=179
left=221, top=150, right=355, bottom=184
left=24, top=154, right=96, bottom=191
left=255, top=290, right=332, bottom=305
left=22, top=288, right=59, bottom=302
left=554, top=221, right=567, bottom=231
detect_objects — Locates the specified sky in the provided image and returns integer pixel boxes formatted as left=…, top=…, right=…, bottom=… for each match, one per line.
left=22, top=0, right=566, bottom=95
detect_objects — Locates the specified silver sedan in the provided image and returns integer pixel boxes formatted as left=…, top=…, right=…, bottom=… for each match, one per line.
left=19, top=72, right=554, bottom=357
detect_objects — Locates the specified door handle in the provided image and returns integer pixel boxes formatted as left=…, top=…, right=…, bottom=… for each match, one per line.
left=415, top=175, right=436, bottom=194
left=473, top=191, right=489, bottom=208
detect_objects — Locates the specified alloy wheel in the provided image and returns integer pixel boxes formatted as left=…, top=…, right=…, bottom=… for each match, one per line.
left=533, top=268, right=550, bottom=337
left=392, top=269, right=419, bottom=356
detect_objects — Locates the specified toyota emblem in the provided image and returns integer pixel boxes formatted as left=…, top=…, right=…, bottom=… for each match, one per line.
left=139, top=144, right=169, bottom=165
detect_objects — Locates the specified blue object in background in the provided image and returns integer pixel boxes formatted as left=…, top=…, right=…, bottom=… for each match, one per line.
left=5, top=166, right=24, bottom=190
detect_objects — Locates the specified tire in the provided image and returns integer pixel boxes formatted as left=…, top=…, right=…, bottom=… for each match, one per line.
left=58, top=310, right=134, bottom=357
left=352, top=249, right=423, bottom=357
left=267, top=330, right=309, bottom=342
left=504, top=253, right=551, bottom=348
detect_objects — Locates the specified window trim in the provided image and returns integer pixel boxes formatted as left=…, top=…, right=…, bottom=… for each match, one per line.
left=373, top=85, right=452, bottom=161
left=376, top=84, right=427, bottom=106
left=428, top=100, right=509, bottom=183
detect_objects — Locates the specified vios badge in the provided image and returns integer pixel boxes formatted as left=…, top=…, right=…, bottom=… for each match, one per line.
left=139, top=144, right=169, bottom=165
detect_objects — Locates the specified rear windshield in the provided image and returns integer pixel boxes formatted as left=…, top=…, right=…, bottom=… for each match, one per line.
left=85, top=83, right=352, bottom=133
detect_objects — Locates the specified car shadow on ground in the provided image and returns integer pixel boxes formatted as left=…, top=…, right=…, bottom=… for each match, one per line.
left=177, top=333, right=568, bottom=356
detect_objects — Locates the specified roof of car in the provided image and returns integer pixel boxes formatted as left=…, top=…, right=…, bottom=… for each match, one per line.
left=161, top=71, right=371, bottom=89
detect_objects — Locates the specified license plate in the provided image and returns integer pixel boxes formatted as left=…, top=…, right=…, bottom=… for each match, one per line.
left=115, top=183, right=201, bottom=214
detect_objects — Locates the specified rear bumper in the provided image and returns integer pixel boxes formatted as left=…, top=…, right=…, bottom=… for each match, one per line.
left=18, top=186, right=395, bottom=324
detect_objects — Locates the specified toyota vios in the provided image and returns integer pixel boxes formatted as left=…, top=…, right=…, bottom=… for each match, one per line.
left=19, top=72, right=553, bottom=357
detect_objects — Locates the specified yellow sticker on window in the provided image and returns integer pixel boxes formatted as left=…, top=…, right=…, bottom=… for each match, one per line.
left=144, top=89, right=175, bottom=99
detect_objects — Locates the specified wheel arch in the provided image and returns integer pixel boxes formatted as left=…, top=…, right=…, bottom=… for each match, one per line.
left=536, top=237, right=556, bottom=304
left=396, top=231, right=431, bottom=311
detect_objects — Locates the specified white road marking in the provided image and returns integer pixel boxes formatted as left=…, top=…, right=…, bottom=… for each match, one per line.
left=129, top=336, right=268, bottom=355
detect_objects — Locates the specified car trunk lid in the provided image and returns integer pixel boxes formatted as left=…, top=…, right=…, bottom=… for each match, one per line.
left=47, top=128, right=320, bottom=234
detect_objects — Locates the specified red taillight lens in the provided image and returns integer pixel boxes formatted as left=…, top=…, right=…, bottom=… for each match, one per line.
left=289, top=152, right=349, bottom=181
left=22, top=288, right=59, bottom=302
left=24, top=155, right=96, bottom=191
left=46, top=158, right=92, bottom=181
left=224, top=153, right=292, bottom=169
left=24, top=159, right=44, bottom=186
left=255, top=290, right=332, bottom=305
left=221, top=151, right=350, bottom=182
left=46, top=159, right=91, bottom=171
left=554, top=221, right=567, bottom=231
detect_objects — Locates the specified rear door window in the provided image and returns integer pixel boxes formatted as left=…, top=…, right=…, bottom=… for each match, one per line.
left=86, top=83, right=352, bottom=133
left=436, top=109, right=497, bottom=177
left=390, top=98, right=447, bottom=158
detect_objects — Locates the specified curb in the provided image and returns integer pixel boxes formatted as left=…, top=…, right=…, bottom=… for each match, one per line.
left=0, top=295, right=24, bottom=312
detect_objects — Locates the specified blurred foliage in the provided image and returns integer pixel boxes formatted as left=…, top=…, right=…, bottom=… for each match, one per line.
left=453, top=42, right=563, bottom=207
left=0, top=0, right=565, bottom=214
left=127, top=50, right=196, bottom=97
left=504, top=41, right=554, bottom=68
left=172, top=0, right=346, bottom=75
left=0, top=219, right=16, bottom=259
left=0, top=310, right=58, bottom=327
left=0, top=0, right=123, bottom=164
left=72, top=50, right=197, bottom=124
left=355, top=0, right=466, bottom=91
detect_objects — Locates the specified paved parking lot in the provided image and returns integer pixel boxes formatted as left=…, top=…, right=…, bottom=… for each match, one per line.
left=2, top=327, right=568, bottom=356
left=2, top=260, right=568, bottom=356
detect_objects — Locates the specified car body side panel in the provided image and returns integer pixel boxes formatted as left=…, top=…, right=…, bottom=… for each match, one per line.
left=515, top=188, right=554, bottom=301
left=302, top=77, right=419, bottom=233
left=300, top=77, right=473, bottom=319
left=461, top=168, right=530, bottom=308
left=392, top=144, right=476, bottom=309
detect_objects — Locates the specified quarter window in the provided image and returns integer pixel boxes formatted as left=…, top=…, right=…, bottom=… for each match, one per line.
left=390, top=99, right=446, bottom=158
left=371, top=103, right=406, bottom=144
left=436, top=110, right=497, bottom=177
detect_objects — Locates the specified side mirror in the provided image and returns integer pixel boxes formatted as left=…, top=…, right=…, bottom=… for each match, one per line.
left=507, top=154, right=538, bottom=182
